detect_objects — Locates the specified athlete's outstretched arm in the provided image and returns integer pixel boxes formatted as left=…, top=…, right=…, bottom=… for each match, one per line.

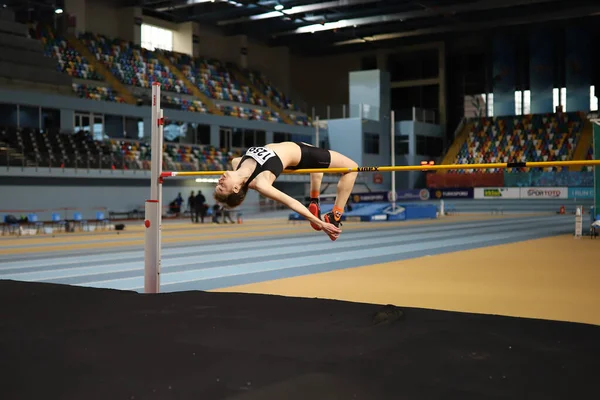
left=256, top=184, right=341, bottom=239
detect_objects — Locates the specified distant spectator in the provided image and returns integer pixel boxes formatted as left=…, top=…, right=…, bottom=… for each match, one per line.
left=188, top=191, right=196, bottom=222
left=195, top=190, right=206, bottom=223
left=174, top=193, right=183, bottom=216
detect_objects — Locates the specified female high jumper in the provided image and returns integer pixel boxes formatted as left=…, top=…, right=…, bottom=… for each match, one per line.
left=213, top=141, right=358, bottom=241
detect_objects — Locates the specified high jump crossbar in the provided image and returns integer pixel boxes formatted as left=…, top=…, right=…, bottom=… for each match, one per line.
left=145, top=83, right=599, bottom=294
left=159, top=159, right=600, bottom=177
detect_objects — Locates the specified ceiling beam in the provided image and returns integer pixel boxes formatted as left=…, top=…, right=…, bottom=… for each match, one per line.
left=333, top=4, right=600, bottom=46
left=155, top=0, right=245, bottom=12
left=271, top=0, right=566, bottom=37
left=217, top=0, right=381, bottom=26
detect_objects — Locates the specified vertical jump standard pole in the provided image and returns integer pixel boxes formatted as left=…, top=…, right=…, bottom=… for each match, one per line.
left=144, top=82, right=164, bottom=294
left=390, top=110, right=396, bottom=210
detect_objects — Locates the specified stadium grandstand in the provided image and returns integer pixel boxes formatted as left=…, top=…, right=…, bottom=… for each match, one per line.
left=0, top=0, right=596, bottom=221
left=1, top=1, right=599, bottom=397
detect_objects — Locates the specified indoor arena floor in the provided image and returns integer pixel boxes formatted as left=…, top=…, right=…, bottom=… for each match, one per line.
left=2, top=213, right=600, bottom=399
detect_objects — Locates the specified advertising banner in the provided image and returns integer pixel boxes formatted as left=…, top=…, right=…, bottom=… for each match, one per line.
left=519, top=187, right=568, bottom=199
left=351, top=192, right=389, bottom=203
left=474, top=187, right=520, bottom=199
left=427, top=172, right=504, bottom=188
left=394, top=189, right=432, bottom=201
left=568, top=187, right=594, bottom=199
left=350, top=189, right=432, bottom=203
left=429, top=188, right=474, bottom=199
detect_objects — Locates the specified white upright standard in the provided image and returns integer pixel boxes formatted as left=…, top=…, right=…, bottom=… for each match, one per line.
left=144, top=82, right=164, bottom=294
left=575, top=205, right=583, bottom=238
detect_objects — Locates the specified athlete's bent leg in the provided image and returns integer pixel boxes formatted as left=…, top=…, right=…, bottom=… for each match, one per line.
left=308, top=172, right=323, bottom=231
left=322, top=150, right=358, bottom=232
left=310, top=172, right=323, bottom=196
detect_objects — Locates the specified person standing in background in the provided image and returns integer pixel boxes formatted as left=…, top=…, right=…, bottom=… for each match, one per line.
left=188, top=191, right=196, bottom=222
left=174, top=193, right=184, bottom=216
left=195, top=190, right=206, bottom=223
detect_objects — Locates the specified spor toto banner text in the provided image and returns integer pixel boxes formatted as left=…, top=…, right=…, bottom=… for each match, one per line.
left=474, top=188, right=520, bottom=199
left=519, top=187, right=568, bottom=199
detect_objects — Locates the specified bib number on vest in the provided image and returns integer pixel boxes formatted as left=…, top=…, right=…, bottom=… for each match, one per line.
left=245, top=147, right=276, bottom=165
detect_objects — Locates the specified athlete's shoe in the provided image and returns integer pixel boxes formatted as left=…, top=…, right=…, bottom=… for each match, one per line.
left=308, top=200, right=322, bottom=231
left=322, top=211, right=343, bottom=241
left=322, top=211, right=342, bottom=228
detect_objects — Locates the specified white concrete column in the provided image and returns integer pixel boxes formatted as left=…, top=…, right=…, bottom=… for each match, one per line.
left=65, top=0, right=86, bottom=34
left=118, top=7, right=142, bottom=45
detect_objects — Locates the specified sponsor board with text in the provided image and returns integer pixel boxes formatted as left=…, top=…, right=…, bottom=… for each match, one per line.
left=429, top=188, right=474, bottom=199
left=474, top=187, right=520, bottom=199
left=568, top=187, right=594, bottom=199
left=351, top=192, right=388, bottom=203
left=519, top=187, right=568, bottom=199
left=350, top=190, right=432, bottom=203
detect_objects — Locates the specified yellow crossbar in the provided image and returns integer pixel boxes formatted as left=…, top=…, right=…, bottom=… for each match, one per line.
left=161, top=159, right=600, bottom=177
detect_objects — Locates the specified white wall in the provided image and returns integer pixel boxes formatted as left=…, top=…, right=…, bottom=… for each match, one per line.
left=118, top=7, right=142, bottom=45
left=174, top=22, right=193, bottom=56
left=65, top=0, right=87, bottom=34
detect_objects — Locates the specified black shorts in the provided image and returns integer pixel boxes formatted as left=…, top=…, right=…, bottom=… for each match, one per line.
left=288, top=142, right=331, bottom=170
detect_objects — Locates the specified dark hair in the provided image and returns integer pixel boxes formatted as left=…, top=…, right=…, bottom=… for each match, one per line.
left=213, top=185, right=248, bottom=209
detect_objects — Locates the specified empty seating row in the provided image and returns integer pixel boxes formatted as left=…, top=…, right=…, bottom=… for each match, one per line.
left=1, top=125, right=245, bottom=173
left=72, top=83, right=126, bottom=103
left=0, top=127, right=122, bottom=169
left=163, top=142, right=240, bottom=171
left=216, top=104, right=283, bottom=123
left=79, top=32, right=190, bottom=94
left=166, top=52, right=266, bottom=106
left=245, top=70, right=301, bottom=112
left=32, top=24, right=102, bottom=81
left=451, top=112, right=584, bottom=173
left=29, top=23, right=312, bottom=125
left=162, top=95, right=208, bottom=114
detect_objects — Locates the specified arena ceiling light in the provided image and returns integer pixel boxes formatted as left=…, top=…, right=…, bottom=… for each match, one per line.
left=271, top=0, right=565, bottom=37
left=217, top=0, right=380, bottom=26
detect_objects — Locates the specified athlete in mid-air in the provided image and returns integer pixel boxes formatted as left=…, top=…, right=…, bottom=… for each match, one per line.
left=213, top=141, right=358, bottom=241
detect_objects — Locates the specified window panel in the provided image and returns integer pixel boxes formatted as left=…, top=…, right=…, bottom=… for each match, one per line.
left=141, top=24, right=173, bottom=52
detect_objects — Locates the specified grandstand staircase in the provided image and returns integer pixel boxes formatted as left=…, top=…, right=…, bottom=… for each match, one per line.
left=154, top=52, right=223, bottom=116
left=569, top=117, right=594, bottom=171
left=437, top=119, right=472, bottom=173
left=65, top=34, right=137, bottom=106
left=229, top=65, right=295, bottom=125
left=0, top=141, right=34, bottom=167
